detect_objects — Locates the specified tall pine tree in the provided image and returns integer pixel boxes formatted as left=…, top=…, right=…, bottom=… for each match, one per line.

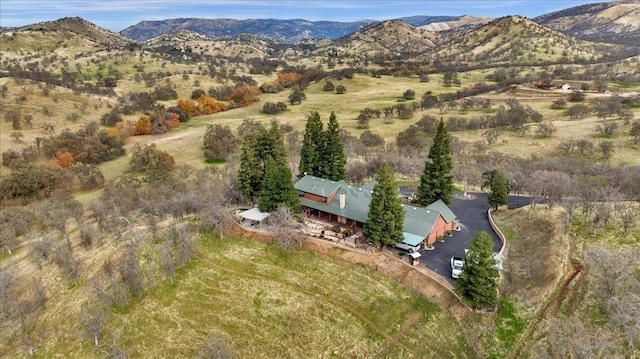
left=454, top=231, right=499, bottom=309
left=237, top=134, right=262, bottom=202
left=258, top=157, right=300, bottom=213
left=298, top=112, right=324, bottom=177
left=416, top=119, right=454, bottom=205
left=487, top=170, right=509, bottom=210
left=238, top=121, right=289, bottom=203
left=363, top=163, right=405, bottom=248
left=321, top=111, right=347, bottom=181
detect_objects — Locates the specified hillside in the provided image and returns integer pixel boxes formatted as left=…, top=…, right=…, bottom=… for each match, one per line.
left=144, top=30, right=278, bottom=58
left=428, top=15, right=626, bottom=66
left=419, top=15, right=492, bottom=32
left=535, top=0, right=640, bottom=45
left=120, top=16, right=460, bottom=43
left=336, top=20, right=438, bottom=56
left=121, top=18, right=374, bottom=42
left=1, top=7, right=640, bottom=358
left=15, top=17, right=130, bottom=46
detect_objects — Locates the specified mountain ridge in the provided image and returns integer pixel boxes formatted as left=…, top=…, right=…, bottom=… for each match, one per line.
left=119, top=16, right=459, bottom=42
left=534, top=0, right=640, bottom=45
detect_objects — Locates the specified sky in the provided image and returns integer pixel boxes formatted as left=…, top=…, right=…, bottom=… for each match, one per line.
left=0, top=0, right=612, bottom=32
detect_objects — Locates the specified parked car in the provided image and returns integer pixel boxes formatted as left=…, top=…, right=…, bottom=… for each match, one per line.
left=450, top=256, right=464, bottom=279
left=393, top=241, right=420, bottom=253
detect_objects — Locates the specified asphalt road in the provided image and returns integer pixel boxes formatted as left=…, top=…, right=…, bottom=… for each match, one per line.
left=411, top=193, right=537, bottom=284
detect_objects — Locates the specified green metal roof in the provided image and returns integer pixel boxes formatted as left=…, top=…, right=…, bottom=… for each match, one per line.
left=295, top=175, right=456, bottom=242
left=299, top=179, right=373, bottom=224
left=426, top=199, right=457, bottom=222
left=294, top=175, right=343, bottom=198
left=402, top=232, right=425, bottom=246
left=402, top=203, right=441, bottom=238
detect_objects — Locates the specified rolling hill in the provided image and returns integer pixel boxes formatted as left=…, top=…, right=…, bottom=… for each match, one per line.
left=14, top=16, right=130, bottom=46
left=535, top=0, right=640, bottom=45
left=419, top=15, right=492, bottom=32
left=427, top=15, right=626, bottom=66
left=335, top=20, right=439, bottom=57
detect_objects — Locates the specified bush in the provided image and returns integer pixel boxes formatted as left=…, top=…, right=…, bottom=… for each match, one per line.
left=323, top=81, right=335, bottom=92
left=100, top=109, right=123, bottom=127
left=403, top=89, right=416, bottom=100
left=263, top=101, right=287, bottom=115
left=129, top=143, right=175, bottom=174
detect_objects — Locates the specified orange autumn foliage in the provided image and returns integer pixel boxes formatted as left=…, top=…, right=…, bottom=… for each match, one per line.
left=52, top=151, right=74, bottom=168
left=134, top=116, right=151, bottom=135
left=275, top=72, right=302, bottom=87
left=196, top=95, right=227, bottom=115
left=229, top=84, right=260, bottom=107
left=165, top=112, right=180, bottom=130
left=104, top=127, right=123, bottom=141
left=116, top=121, right=134, bottom=139
left=178, top=98, right=200, bottom=118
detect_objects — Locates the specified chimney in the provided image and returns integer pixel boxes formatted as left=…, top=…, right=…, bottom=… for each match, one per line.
left=339, top=193, right=346, bottom=209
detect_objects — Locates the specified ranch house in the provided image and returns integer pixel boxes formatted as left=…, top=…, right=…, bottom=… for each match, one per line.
left=294, top=175, right=457, bottom=248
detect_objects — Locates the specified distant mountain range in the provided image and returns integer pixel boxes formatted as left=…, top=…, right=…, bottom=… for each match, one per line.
left=2, top=0, right=638, bottom=61
left=116, top=0, right=640, bottom=46
left=119, top=16, right=459, bottom=42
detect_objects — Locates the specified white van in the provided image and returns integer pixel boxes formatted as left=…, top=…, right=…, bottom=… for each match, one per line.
left=393, top=241, right=420, bottom=252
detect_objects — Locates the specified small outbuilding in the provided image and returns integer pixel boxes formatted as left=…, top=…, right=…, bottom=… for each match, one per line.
left=238, top=208, right=270, bottom=229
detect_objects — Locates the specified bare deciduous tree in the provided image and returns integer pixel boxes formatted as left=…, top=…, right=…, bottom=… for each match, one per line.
left=78, top=302, right=107, bottom=347
left=267, top=206, right=305, bottom=252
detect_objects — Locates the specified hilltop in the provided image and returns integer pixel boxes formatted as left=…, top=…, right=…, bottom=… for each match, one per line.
left=535, top=0, right=640, bottom=45
left=419, top=15, right=492, bottom=32
left=428, top=15, right=626, bottom=66
left=336, top=20, right=438, bottom=57
left=14, top=16, right=130, bottom=46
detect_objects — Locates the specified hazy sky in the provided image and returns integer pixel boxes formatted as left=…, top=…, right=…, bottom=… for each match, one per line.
left=0, top=0, right=611, bottom=31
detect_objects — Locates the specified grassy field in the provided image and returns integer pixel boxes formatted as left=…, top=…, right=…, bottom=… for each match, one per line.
left=28, top=234, right=471, bottom=358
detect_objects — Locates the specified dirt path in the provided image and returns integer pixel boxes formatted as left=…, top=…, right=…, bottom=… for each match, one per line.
left=508, top=237, right=584, bottom=359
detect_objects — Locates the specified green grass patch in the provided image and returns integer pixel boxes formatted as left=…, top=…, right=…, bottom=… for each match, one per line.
left=43, top=234, right=467, bottom=358
left=495, top=299, right=527, bottom=349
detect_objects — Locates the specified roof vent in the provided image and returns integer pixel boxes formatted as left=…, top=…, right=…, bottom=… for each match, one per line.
left=426, top=210, right=430, bottom=213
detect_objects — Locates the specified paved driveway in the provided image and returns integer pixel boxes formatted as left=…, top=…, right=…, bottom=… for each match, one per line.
left=412, top=193, right=537, bottom=284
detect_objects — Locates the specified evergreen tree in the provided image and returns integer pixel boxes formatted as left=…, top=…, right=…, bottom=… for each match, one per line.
left=238, top=121, right=288, bottom=203
left=321, top=111, right=347, bottom=181
left=237, top=134, right=262, bottom=202
left=416, top=119, right=454, bottom=205
left=487, top=170, right=509, bottom=210
left=258, top=157, right=300, bottom=213
left=298, top=112, right=324, bottom=177
left=363, top=163, right=405, bottom=248
left=257, top=121, right=288, bottom=169
left=454, top=231, right=499, bottom=309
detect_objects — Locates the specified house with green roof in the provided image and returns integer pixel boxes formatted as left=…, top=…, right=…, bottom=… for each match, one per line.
left=294, top=175, right=457, bottom=247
